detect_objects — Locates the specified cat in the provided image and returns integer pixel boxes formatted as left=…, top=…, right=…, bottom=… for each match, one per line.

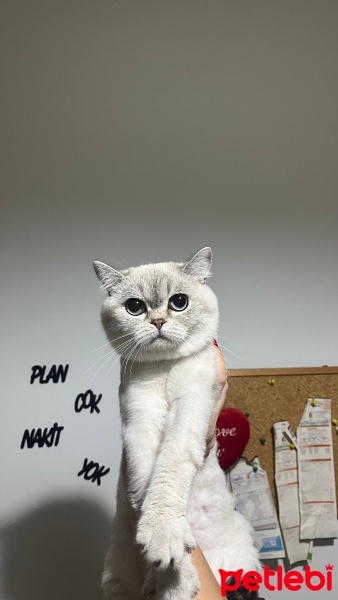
left=93, top=247, right=261, bottom=600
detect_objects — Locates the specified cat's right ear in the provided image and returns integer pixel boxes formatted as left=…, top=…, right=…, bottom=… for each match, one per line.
left=93, top=261, right=125, bottom=295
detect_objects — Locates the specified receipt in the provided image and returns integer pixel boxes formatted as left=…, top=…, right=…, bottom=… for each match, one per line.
left=273, top=421, right=311, bottom=564
left=229, top=457, right=285, bottom=560
left=297, top=398, right=337, bottom=540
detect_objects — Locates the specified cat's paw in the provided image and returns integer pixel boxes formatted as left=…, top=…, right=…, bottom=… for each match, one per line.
left=226, top=582, right=265, bottom=600
left=102, top=574, right=128, bottom=600
left=156, top=555, right=200, bottom=600
left=136, top=513, right=196, bottom=569
left=142, top=568, right=157, bottom=597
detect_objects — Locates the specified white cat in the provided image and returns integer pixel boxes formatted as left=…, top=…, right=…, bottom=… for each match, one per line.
left=93, top=248, right=260, bottom=600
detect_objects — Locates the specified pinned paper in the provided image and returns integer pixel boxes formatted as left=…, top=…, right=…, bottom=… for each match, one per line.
left=297, top=398, right=337, bottom=540
left=229, top=457, right=285, bottom=560
left=273, top=421, right=311, bottom=564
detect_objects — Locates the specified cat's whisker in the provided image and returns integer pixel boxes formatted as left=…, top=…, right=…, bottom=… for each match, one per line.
left=219, top=353, right=240, bottom=374
left=216, top=343, right=250, bottom=384
left=215, top=342, right=244, bottom=364
left=122, top=353, right=132, bottom=384
left=128, top=339, right=144, bottom=379
left=90, top=332, right=132, bottom=352
left=121, top=340, right=139, bottom=385
left=138, top=343, right=145, bottom=364
left=83, top=337, right=134, bottom=376
left=90, top=353, right=116, bottom=384
left=82, top=347, right=115, bottom=375
left=114, top=338, right=135, bottom=353
left=105, top=356, right=120, bottom=377
left=220, top=359, right=244, bottom=387
left=90, top=339, right=135, bottom=383
left=126, top=335, right=147, bottom=379
left=90, top=340, right=112, bottom=353
left=105, top=339, right=137, bottom=378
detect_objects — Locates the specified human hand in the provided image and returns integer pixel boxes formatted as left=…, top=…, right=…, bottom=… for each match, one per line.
left=205, top=340, right=228, bottom=457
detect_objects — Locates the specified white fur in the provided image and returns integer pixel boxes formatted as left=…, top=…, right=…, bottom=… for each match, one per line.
left=94, top=249, right=260, bottom=600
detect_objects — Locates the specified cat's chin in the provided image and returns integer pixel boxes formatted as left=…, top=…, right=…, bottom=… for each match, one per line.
left=149, top=334, right=174, bottom=344
left=131, top=338, right=183, bottom=362
left=146, top=335, right=177, bottom=355
left=131, top=335, right=213, bottom=363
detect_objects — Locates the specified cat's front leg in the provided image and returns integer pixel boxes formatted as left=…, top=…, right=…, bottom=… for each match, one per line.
left=137, top=353, right=217, bottom=569
left=120, top=383, right=167, bottom=511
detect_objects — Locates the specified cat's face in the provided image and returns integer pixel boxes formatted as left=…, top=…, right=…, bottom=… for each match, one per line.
left=93, top=248, right=218, bottom=362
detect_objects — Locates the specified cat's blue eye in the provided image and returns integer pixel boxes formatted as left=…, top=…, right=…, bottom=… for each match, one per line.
left=168, top=294, right=189, bottom=312
left=125, top=298, right=146, bottom=316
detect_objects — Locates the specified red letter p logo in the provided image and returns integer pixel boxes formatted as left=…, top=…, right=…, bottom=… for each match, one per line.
left=219, top=569, right=243, bottom=596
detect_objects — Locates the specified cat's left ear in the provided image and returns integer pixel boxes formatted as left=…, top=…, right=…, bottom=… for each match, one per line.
left=182, top=247, right=212, bottom=283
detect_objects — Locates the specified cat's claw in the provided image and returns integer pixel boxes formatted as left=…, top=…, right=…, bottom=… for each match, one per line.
left=142, top=567, right=157, bottom=597
left=136, top=514, right=196, bottom=568
left=156, top=556, right=200, bottom=600
left=226, top=584, right=265, bottom=600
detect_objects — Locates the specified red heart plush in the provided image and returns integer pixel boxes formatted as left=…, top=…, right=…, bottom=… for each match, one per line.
left=216, top=408, right=250, bottom=470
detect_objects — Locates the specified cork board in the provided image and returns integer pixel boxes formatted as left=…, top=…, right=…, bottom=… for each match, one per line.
left=225, top=367, right=338, bottom=515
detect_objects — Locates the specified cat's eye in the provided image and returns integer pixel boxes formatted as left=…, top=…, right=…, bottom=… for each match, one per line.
left=168, top=294, right=189, bottom=312
left=125, top=298, right=146, bottom=316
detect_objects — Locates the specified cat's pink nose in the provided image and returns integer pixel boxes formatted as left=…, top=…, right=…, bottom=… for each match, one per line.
left=151, top=319, right=166, bottom=330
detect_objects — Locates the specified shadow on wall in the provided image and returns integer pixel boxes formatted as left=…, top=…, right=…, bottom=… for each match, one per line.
left=0, top=497, right=111, bottom=600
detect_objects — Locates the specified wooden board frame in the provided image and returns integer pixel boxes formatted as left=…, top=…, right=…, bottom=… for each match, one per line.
left=225, top=366, right=338, bottom=515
